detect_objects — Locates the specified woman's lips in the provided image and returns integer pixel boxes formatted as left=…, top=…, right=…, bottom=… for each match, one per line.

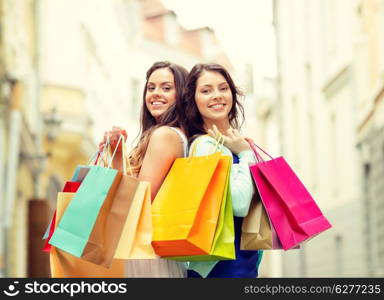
left=208, top=103, right=226, bottom=111
left=151, top=101, right=165, bottom=105
left=150, top=100, right=167, bottom=109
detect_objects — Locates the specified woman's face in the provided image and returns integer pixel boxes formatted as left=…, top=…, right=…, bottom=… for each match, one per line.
left=145, top=68, right=176, bottom=120
left=194, top=70, right=233, bottom=124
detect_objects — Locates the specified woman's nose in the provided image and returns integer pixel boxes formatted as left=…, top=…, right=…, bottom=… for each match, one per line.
left=152, top=87, right=161, bottom=97
left=212, top=89, right=223, bottom=100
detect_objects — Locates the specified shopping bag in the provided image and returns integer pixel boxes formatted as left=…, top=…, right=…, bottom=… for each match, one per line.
left=83, top=137, right=156, bottom=265
left=49, top=159, right=123, bottom=257
left=42, top=216, right=54, bottom=239
left=43, top=181, right=81, bottom=240
left=42, top=213, right=56, bottom=252
left=44, top=149, right=103, bottom=244
left=241, top=195, right=284, bottom=250
left=114, top=136, right=156, bottom=259
left=71, top=165, right=90, bottom=182
left=51, top=135, right=155, bottom=266
left=62, top=181, right=81, bottom=192
left=79, top=170, right=136, bottom=267
left=248, top=143, right=332, bottom=250
left=42, top=181, right=81, bottom=252
left=169, top=156, right=235, bottom=261
left=151, top=136, right=229, bottom=256
left=50, top=192, right=125, bottom=277
left=70, top=151, right=99, bottom=182
left=114, top=180, right=156, bottom=259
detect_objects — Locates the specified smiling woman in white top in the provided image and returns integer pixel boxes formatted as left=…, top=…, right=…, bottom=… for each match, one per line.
left=99, top=61, right=189, bottom=278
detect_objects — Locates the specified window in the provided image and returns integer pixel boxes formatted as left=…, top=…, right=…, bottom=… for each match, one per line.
left=363, top=162, right=375, bottom=274
left=306, top=64, right=317, bottom=189
left=299, top=245, right=307, bottom=277
left=292, top=96, right=300, bottom=167
left=165, top=14, right=180, bottom=46
left=335, top=235, right=343, bottom=276
left=330, top=113, right=338, bottom=195
left=245, top=64, right=254, bottom=94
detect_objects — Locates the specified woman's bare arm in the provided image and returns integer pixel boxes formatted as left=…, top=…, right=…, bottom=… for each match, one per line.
left=138, top=126, right=184, bottom=201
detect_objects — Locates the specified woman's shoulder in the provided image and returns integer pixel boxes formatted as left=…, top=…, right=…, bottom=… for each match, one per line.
left=149, top=126, right=184, bottom=144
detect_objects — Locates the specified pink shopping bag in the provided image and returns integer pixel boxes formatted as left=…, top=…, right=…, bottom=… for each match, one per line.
left=248, top=143, right=332, bottom=250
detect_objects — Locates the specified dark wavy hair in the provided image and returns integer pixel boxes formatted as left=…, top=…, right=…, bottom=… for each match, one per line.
left=129, top=61, right=188, bottom=174
left=179, top=63, right=245, bottom=140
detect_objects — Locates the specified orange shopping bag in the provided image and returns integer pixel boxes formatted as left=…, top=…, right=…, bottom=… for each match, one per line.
left=151, top=136, right=230, bottom=256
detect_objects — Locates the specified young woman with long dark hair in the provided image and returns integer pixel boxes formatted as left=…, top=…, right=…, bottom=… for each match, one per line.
left=180, top=63, right=263, bottom=278
left=100, top=61, right=188, bottom=277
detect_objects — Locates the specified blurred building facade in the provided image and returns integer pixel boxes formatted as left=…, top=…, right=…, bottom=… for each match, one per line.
left=0, top=0, right=235, bottom=277
left=355, top=0, right=384, bottom=276
left=0, top=0, right=46, bottom=277
left=274, top=0, right=384, bottom=277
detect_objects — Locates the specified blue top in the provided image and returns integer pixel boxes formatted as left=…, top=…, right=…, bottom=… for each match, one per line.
left=188, top=153, right=263, bottom=278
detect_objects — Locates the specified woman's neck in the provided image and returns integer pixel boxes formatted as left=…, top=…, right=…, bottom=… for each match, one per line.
left=203, top=119, right=231, bottom=134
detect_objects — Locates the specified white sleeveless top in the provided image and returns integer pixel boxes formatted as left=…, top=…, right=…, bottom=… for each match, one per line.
left=168, top=127, right=188, bottom=157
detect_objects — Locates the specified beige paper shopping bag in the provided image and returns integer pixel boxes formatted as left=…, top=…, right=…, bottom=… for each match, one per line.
left=241, top=196, right=274, bottom=250
left=114, top=181, right=156, bottom=259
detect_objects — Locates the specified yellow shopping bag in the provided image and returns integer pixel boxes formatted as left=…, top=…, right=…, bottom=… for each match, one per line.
left=112, top=135, right=156, bottom=259
left=114, top=180, right=156, bottom=259
left=151, top=136, right=230, bottom=257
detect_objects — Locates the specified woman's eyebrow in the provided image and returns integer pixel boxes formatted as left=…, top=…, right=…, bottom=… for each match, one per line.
left=148, top=81, right=173, bottom=85
left=199, top=82, right=227, bottom=88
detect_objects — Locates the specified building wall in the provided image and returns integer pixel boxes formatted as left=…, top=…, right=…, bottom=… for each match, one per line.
left=355, top=0, right=384, bottom=277
left=0, top=0, right=43, bottom=277
left=275, top=0, right=376, bottom=277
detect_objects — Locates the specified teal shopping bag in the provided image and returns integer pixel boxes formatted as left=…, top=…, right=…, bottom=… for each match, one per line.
left=49, top=165, right=122, bottom=257
left=44, top=162, right=92, bottom=241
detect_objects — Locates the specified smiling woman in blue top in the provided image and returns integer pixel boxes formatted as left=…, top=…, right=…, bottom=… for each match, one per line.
left=179, top=63, right=263, bottom=278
